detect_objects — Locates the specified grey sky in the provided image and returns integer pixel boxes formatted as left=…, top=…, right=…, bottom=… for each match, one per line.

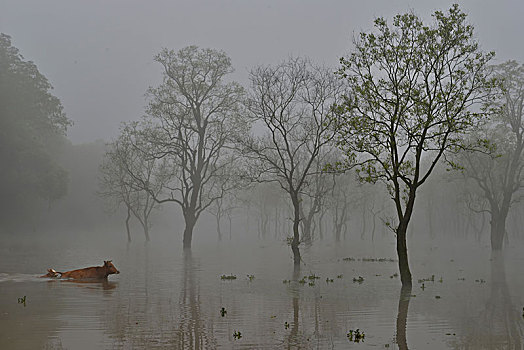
left=1, top=0, right=523, bottom=144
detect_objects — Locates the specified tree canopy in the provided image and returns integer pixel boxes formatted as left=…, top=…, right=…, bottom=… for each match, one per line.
left=332, top=5, right=496, bottom=285
left=0, top=34, right=72, bottom=227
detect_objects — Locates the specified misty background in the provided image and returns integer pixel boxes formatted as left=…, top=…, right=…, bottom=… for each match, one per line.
left=1, top=0, right=524, bottom=240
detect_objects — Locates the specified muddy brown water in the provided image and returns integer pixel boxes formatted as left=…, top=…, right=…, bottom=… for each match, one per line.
left=1, top=233, right=523, bottom=349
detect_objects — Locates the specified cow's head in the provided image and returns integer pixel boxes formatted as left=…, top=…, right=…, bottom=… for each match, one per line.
left=104, top=260, right=120, bottom=275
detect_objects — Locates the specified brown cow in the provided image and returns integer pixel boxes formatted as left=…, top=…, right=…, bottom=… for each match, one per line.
left=40, top=260, right=120, bottom=280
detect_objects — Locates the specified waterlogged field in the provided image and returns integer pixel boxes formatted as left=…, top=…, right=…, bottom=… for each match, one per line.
left=1, top=233, right=524, bottom=349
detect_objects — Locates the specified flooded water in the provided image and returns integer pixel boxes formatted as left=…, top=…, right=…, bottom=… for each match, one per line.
left=1, top=233, right=524, bottom=349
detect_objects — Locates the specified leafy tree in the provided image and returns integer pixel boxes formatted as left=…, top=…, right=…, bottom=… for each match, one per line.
left=0, top=33, right=71, bottom=226
left=139, top=46, right=246, bottom=248
left=332, top=5, right=496, bottom=285
left=457, top=61, right=524, bottom=250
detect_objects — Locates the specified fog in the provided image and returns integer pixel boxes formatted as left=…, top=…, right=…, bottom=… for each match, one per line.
left=2, top=1, right=524, bottom=349
left=1, top=0, right=523, bottom=143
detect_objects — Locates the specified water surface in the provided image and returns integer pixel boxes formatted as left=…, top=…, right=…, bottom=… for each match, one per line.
left=1, top=233, right=523, bottom=349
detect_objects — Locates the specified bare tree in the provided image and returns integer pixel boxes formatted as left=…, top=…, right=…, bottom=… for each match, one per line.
left=242, top=57, right=342, bottom=265
left=140, top=46, right=246, bottom=249
left=456, top=61, right=524, bottom=250
left=99, top=123, right=166, bottom=242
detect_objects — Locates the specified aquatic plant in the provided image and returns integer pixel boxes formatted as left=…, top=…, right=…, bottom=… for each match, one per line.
left=307, top=274, right=320, bottom=280
left=247, top=274, right=255, bottom=281
left=284, top=321, right=290, bottom=329
left=326, top=278, right=334, bottom=283
left=337, top=274, right=343, bottom=279
left=390, top=273, right=398, bottom=279
left=342, top=257, right=356, bottom=261
left=435, top=295, right=441, bottom=299
left=220, top=274, right=237, bottom=280
left=17, top=296, right=26, bottom=306
left=347, top=328, right=365, bottom=342
left=220, top=307, right=227, bottom=317
left=417, top=275, right=435, bottom=283
left=353, top=276, right=364, bottom=284
left=233, top=330, right=242, bottom=339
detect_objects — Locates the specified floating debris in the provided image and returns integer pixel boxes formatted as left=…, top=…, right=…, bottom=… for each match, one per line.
left=435, top=295, right=441, bottom=299
left=284, top=321, right=290, bottom=329
left=220, top=274, right=237, bottom=280
left=475, top=279, right=486, bottom=284
left=337, top=274, right=343, bottom=279
left=17, top=296, right=26, bottom=306
left=247, top=275, right=255, bottom=281
left=390, top=273, right=399, bottom=279
left=220, top=307, right=227, bottom=317
left=307, top=274, right=320, bottom=280
left=326, top=278, right=334, bottom=283
left=417, top=275, right=435, bottom=283
left=353, top=276, right=364, bottom=284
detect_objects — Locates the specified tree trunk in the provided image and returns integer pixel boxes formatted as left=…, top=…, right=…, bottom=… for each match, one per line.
left=291, top=193, right=301, bottom=266
left=396, top=285, right=412, bottom=350
left=143, top=216, right=150, bottom=242
left=396, top=220, right=412, bottom=286
left=183, top=211, right=196, bottom=249
left=490, top=211, right=507, bottom=251
left=125, top=207, right=132, bottom=242
left=216, top=214, right=222, bottom=241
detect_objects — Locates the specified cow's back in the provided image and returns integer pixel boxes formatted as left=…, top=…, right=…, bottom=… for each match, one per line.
left=62, top=266, right=106, bottom=279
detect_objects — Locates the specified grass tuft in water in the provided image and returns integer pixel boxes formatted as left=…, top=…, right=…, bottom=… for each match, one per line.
left=220, top=274, right=237, bottom=280
left=347, top=328, right=365, bottom=342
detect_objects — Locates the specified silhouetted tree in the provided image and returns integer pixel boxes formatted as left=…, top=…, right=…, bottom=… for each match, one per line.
left=456, top=61, right=524, bottom=250
left=332, top=5, right=496, bottom=285
left=242, top=57, right=342, bottom=265
left=99, top=123, right=167, bottom=241
left=0, top=33, right=71, bottom=227
left=139, top=46, right=246, bottom=248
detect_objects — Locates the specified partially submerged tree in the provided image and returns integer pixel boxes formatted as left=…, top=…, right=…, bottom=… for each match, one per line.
left=332, top=5, right=496, bottom=285
left=457, top=61, right=524, bottom=250
left=141, top=46, right=246, bottom=248
left=99, top=123, right=166, bottom=242
left=242, top=57, right=342, bottom=265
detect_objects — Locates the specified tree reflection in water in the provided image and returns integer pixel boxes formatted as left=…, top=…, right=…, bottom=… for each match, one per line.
left=174, top=250, right=217, bottom=349
left=451, top=252, right=524, bottom=349
left=396, top=285, right=412, bottom=350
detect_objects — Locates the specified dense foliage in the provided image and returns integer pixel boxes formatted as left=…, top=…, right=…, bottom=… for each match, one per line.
left=0, top=34, right=71, bottom=227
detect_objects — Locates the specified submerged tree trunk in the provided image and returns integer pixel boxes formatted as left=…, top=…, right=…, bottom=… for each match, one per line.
left=143, top=216, right=150, bottom=242
left=125, top=207, right=132, bottom=242
left=490, top=211, right=507, bottom=250
left=291, top=193, right=301, bottom=266
left=396, top=285, right=412, bottom=350
left=396, top=221, right=412, bottom=286
left=183, top=211, right=196, bottom=249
